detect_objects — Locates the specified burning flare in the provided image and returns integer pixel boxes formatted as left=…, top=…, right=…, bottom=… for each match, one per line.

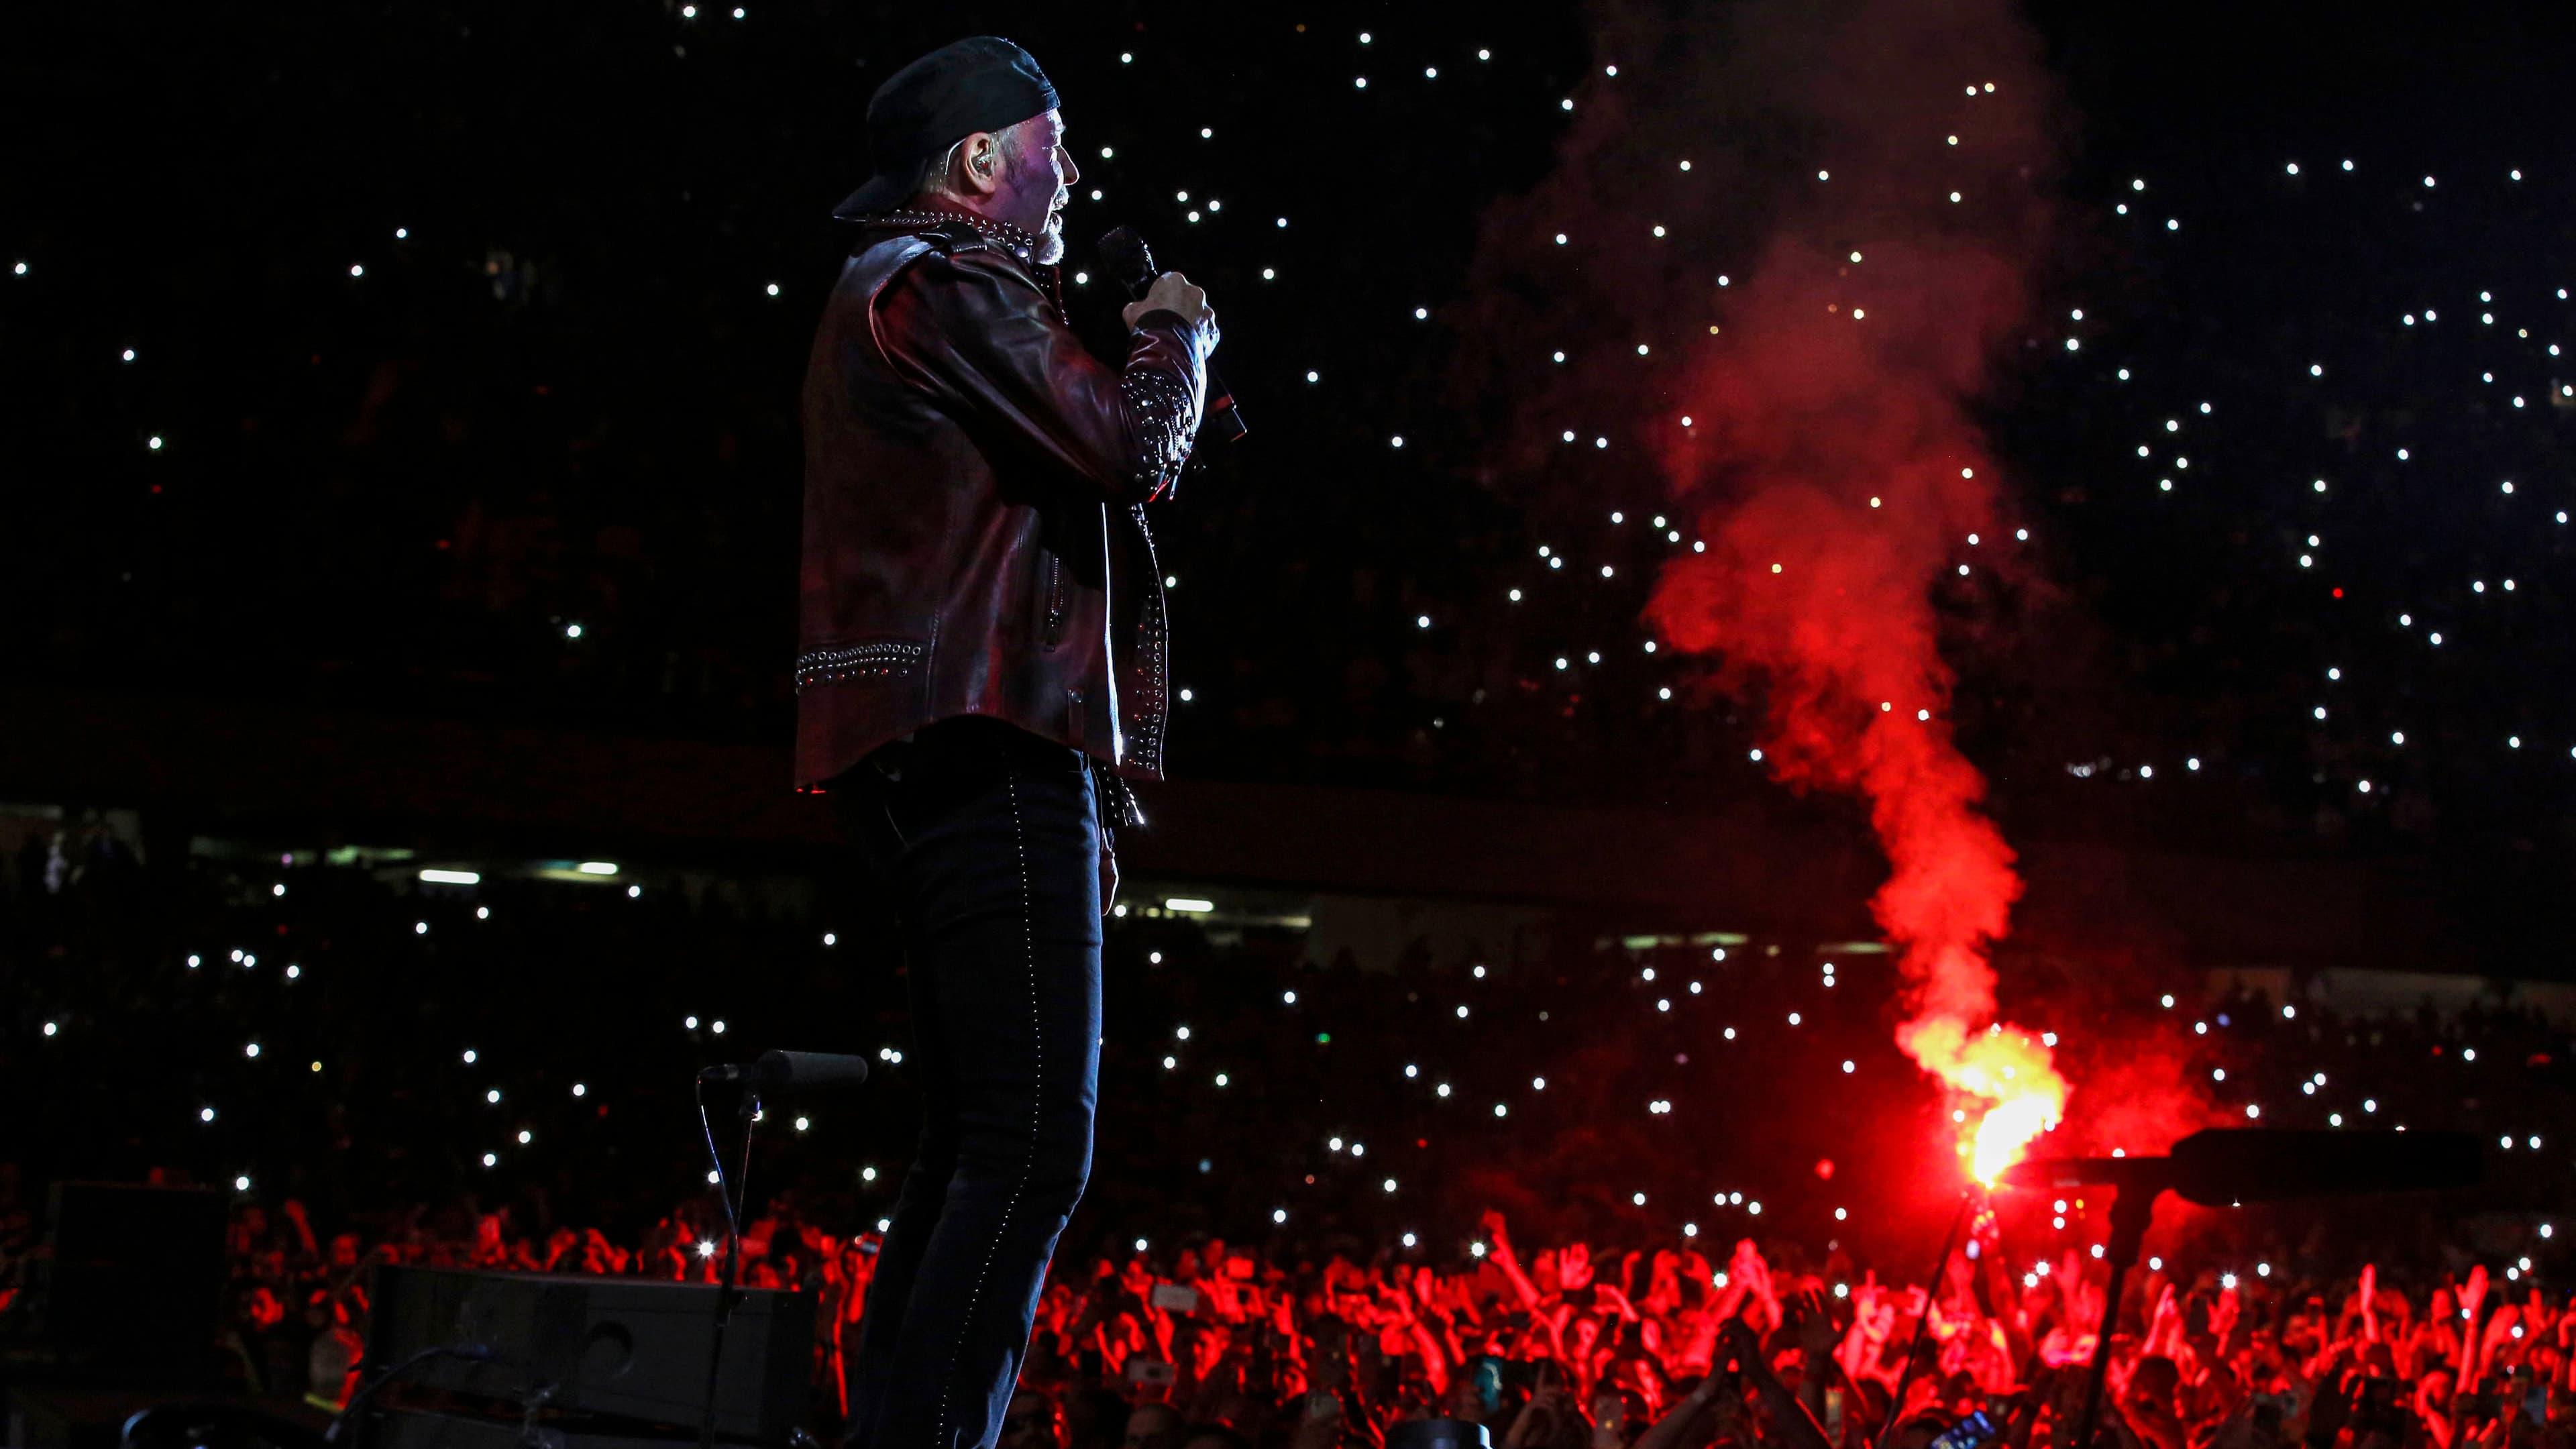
left=1904, top=1012, right=2070, bottom=1185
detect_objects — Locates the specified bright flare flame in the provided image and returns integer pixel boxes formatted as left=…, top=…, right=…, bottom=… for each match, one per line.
left=1902, top=1012, right=2069, bottom=1184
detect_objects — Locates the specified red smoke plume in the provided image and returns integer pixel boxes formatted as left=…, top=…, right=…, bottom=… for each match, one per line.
left=1634, top=0, right=2070, bottom=1181
left=1452, top=0, right=2088, bottom=1181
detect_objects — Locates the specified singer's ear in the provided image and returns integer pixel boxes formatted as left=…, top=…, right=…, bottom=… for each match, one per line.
left=954, top=130, right=1007, bottom=199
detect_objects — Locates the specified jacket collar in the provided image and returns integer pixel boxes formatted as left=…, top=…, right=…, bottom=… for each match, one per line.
left=853, top=205, right=1044, bottom=265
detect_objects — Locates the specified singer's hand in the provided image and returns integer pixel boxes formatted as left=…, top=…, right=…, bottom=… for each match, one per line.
left=1124, top=270, right=1215, bottom=337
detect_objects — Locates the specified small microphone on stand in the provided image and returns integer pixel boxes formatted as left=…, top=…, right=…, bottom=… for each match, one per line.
left=1097, top=225, right=1247, bottom=443
left=696, top=1049, right=871, bottom=1095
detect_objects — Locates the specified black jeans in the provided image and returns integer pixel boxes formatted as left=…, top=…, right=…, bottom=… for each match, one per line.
left=833, top=716, right=1104, bottom=1449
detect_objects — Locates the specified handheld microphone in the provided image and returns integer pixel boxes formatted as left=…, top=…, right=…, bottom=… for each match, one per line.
left=1097, top=225, right=1247, bottom=443
left=698, top=1049, right=871, bottom=1095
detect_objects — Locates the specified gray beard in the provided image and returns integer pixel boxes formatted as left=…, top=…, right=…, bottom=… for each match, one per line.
left=1036, top=213, right=1066, bottom=266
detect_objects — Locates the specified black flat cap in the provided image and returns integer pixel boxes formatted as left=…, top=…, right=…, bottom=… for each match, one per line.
left=832, top=36, right=1059, bottom=220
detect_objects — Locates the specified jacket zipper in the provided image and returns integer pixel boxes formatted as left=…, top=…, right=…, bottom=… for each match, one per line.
left=1042, top=555, right=1066, bottom=646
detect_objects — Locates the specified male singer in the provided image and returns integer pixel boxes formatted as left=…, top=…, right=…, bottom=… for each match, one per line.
left=796, top=34, right=1220, bottom=1449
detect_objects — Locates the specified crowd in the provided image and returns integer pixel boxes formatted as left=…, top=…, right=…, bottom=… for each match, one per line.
left=116, top=1179, right=2576, bottom=1449
left=5, top=824, right=2571, bottom=1440
left=997, top=1219, right=2576, bottom=1449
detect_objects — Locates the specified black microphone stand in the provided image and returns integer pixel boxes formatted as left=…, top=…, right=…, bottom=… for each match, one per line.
left=2070, top=1178, right=2165, bottom=1449
left=1871, top=1188, right=1978, bottom=1449
left=694, top=1074, right=763, bottom=1449
left=2004, top=1129, right=2481, bottom=1449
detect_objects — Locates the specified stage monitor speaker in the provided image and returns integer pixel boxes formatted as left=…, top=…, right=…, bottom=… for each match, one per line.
left=362, top=1266, right=813, bottom=1442
left=34, top=1180, right=228, bottom=1385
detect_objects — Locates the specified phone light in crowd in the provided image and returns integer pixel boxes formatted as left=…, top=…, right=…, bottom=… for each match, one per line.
left=234, top=1175, right=252, bottom=1192
left=1469, top=1240, right=1485, bottom=1256
left=572, top=1083, right=586, bottom=1097
left=485, top=1154, right=500, bottom=1168
left=576, top=861, right=619, bottom=876
left=1402, top=1232, right=1417, bottom=1247
left=1135, top=1237, right=1150, bottom=1252
left=1273, top=1208, right=1288, bottom=1224
left=486, top=1089, right=502, bottom=1104
left=244, top=1042, right=260, bottom=1058
left=201, top=1107, right=217, bottom=1122
left=698, top=1240, right=718, bottom=1258
left=420, top=869, right=482, bottom=885
left=462, top=1049, right=478, bottom=1064
left=862, top=1166, right=877, bottom=1181
left=2222, top=1273, right=2239, bottom=1289
left=2149, top=1256, right=2163, bottom=1271
left=517, top=1130, right=532, bottom=1144
left=1165, top=897, right=1213, bottom=913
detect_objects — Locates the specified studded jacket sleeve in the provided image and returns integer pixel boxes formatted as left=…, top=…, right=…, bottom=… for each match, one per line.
left=876, top=247, right=1215, bottom=504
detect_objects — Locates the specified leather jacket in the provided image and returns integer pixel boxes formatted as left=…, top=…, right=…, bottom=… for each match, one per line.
left=795, top=207, right=1215, bottom=790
